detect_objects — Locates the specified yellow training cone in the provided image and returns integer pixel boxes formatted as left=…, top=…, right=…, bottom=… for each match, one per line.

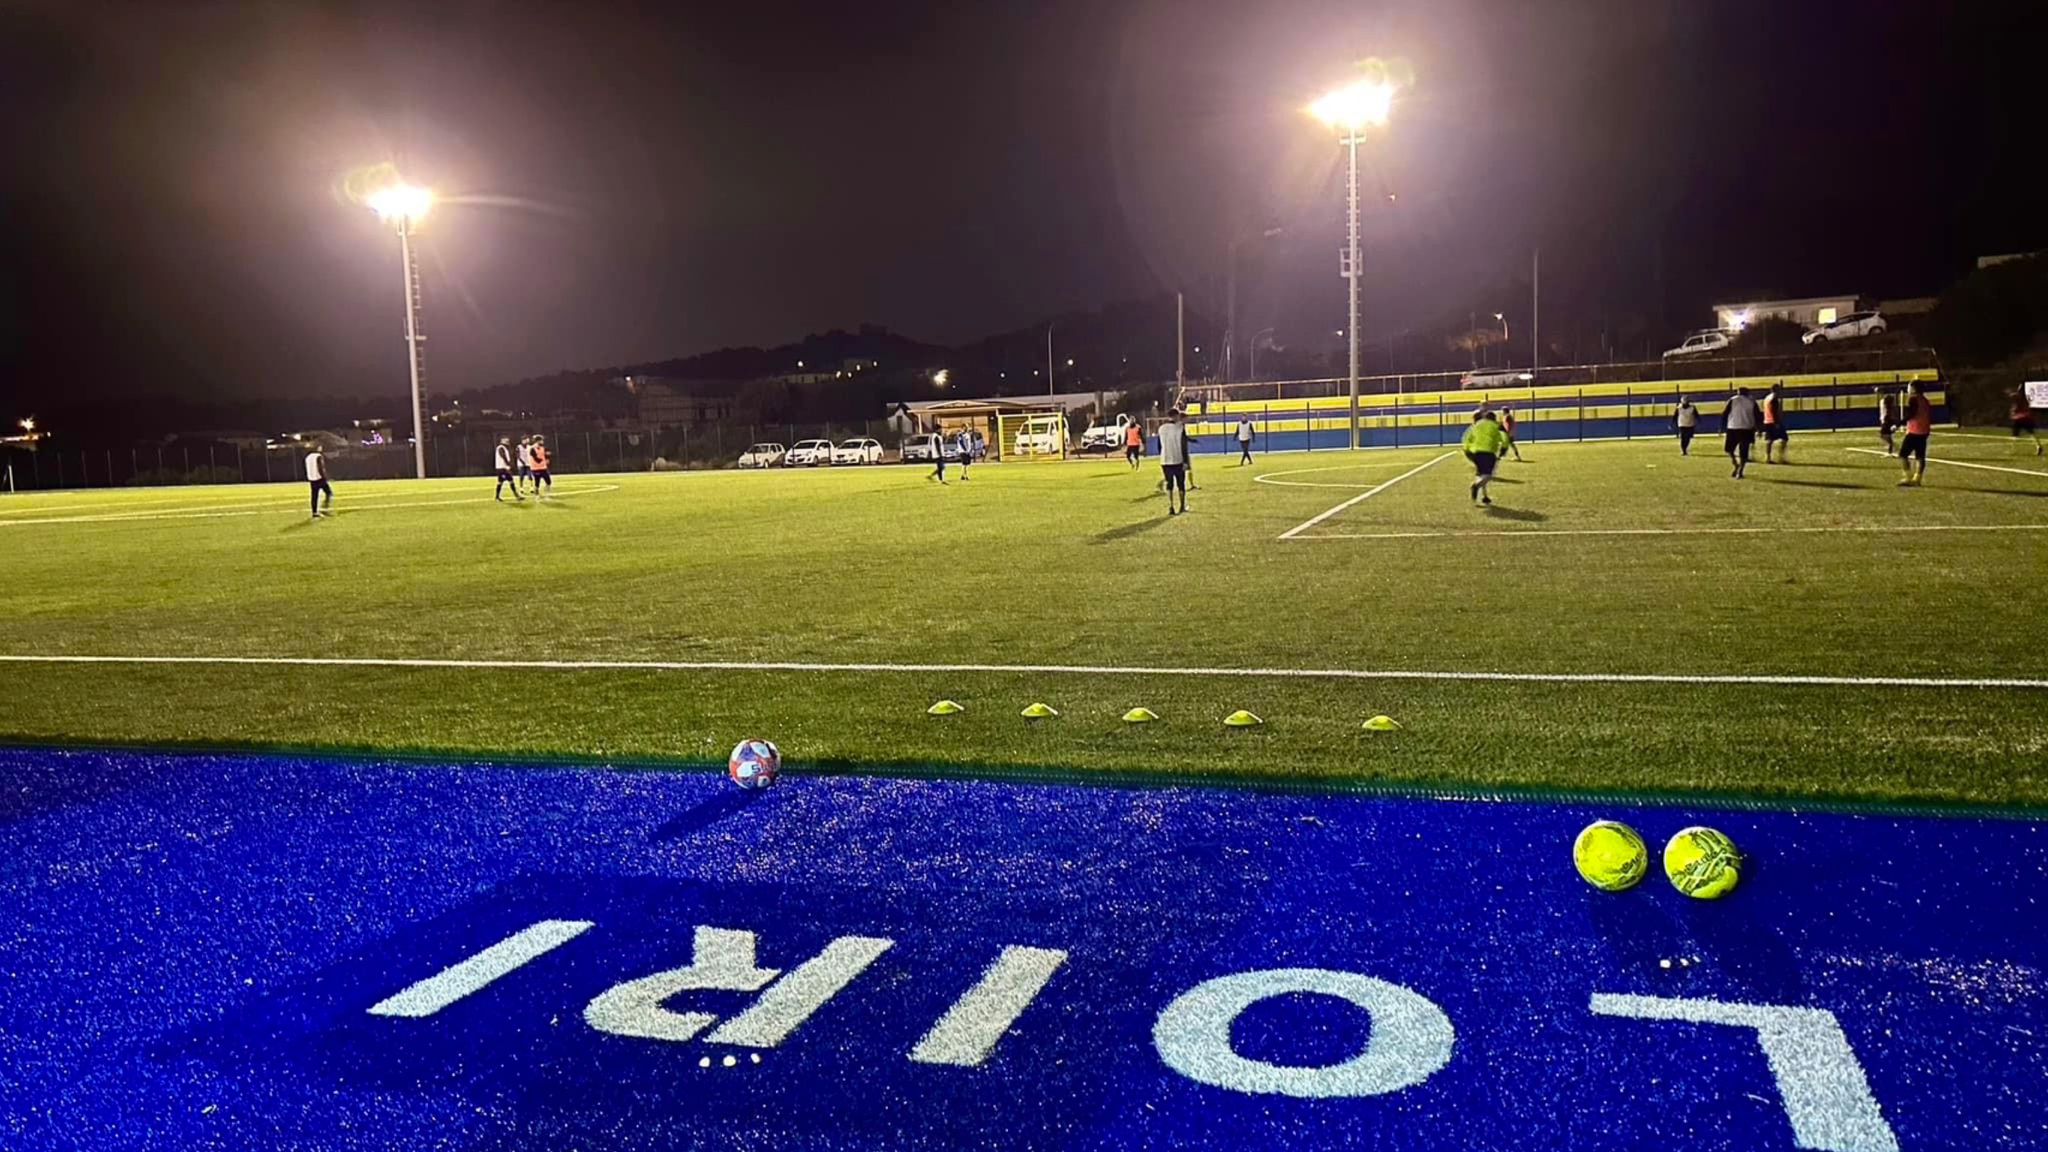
left=1223, top=710, right=1263, bottom=728
left=1363, top=714, right=1402, bottom=732
left=1121, top=707, right=1159, bottom=723
left=927, top=700, right=965, bottom=716
left=1020, top=702, right=1059, bottom=719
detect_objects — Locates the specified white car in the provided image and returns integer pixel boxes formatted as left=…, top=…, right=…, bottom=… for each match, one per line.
left=900, top=432, right=961, bottom=464
left=1802, top=310, right=1887, bottom=345
left=1460, top=369, right=1535, bottom=390
left=736, top=442, right=785, bottom=469
left=1662, top=329, right=1734, bottom=359
left=831, top=438, right=884, bottom=465
left=785, top=439, right=835, bottom=467
left=1077, top=414, right=1134, bottom=453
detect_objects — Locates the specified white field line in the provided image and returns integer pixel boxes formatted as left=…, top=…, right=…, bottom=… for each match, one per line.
left=1276, top=451, right=1456, bottom=540
left=0, top=484, right=621, bottom=527
left=1296, top=523, right=2048, bottom=541
left=0, top=652, right=2042, bottom=690
left=1844, top=447, right=2048, bottom=479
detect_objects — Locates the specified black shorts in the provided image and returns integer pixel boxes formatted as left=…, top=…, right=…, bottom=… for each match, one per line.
left=2015, top=417, right=2038, bottom=435
left=1724, top=429, right=1756, bottom=454
left=1880, top=420, right=1898, bottom=435
left=1901, top=432, right=1929, bottom=462
left=1764, top=425, right=1788, bottom=442
left=1161, top=463, right=1186, bottom=490
left=498, top=469, right=515, bottom=482
left=533, top=469, right=551, bottom=482
left=1465, top=450, right=1497, bottom=477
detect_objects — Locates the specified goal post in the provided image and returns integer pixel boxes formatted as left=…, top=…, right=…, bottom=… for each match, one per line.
left=996, top=411, right=1070, bottom=462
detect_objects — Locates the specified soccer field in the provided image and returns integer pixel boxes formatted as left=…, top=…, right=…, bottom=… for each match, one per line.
left=3, top=431, right=2046, bottom=806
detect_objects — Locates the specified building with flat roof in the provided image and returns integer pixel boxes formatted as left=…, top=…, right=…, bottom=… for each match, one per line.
left=1712, top=295, right=1861, bottom=332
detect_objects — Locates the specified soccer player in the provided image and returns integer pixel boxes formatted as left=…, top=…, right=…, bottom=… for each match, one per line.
left=1498, top=405, right=1524, bottom=461
left=1874, top=386, right=1901, bottom=456
left=1236, top=415, right=1254, bottom=465
left=1157, top=406, right=1190, bottom=515
left=955, top=429, right=972, bottom=480
left=1760, top=383, right=1789, bottom=464
left=305, top=443, right=333, bottom=518
left=1674, top=395, right=1699, bottom=455
left=928, top=430, right=948, bottom=485
left=494, top=438, right=524, bottom=501
left=1898, top=381, right=1933, bottom=487
left=516, top=436, right=535, bottom=492
left=2012, top=389, right=2043, bottom=456
left=1461, top=409, right=1510, bottom=505
left=1723, top=386, right=1760, bottom=479
left=530, top=435, right=553, bottom=497
left=1124, top=420, right=1143, bottom=469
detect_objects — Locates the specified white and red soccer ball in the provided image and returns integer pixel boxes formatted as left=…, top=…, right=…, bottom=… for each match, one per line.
left=728, top=739, right=782, bottom=789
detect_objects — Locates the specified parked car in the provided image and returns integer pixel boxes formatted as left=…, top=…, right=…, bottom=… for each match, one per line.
left=736, top=442, right=786, bottom=469
left=785, top=439, right=835, bottom=466
left=1077, top=413, right=1134, bottom=453
left=831, top=437, right=884, bottom=465
left=1801, top=310, right=1887, bottom=345
left=1010, top=414, right=1068, bottom=456
left=900, top=432, right=961, bottom=464
left=1459, top=369, right=1535, bottom=390
left=1662, top=329, right=1735, bottom=359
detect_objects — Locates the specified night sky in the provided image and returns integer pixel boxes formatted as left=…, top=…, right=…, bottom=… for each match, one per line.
left=2, top=1, right=2040, bottom=406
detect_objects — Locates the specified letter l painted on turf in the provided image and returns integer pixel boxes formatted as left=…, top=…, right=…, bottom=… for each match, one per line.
left=1589, top=993, right=1899, bottom=1152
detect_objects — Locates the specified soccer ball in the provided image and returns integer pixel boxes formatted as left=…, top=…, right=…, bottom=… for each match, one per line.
left=727, top=739, right=782, bottom=790
left=1573, top=820, right=1649, bottom=892
left=1663, top=826, right=1742, bottom=899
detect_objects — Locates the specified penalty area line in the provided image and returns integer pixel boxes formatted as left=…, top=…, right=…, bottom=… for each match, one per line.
left=1294, top=523, right=2048, bottom=541
left=1, top=652, right=2044, bottom=690
left=1844, top=447, right=2048, bottom=479
left=1276, top=451, right=1456, bottom=540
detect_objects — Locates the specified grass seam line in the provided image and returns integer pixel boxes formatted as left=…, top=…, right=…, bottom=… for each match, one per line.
left=2, top=652, right=2044, bottom=689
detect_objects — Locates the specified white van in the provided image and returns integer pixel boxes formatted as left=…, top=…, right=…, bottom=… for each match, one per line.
left=1011, top=414, right=1067, bottom=456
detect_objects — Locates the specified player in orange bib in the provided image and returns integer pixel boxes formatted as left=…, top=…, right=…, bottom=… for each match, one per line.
left=1498, top=406, right=1524, bottom=461
left=529, top=437, right=553, bottom=498
left=2011, top=389, right=2043, bottom=456
left=1897, top=383, right=1933, bottom=487
left=1760, top=383, right=1788, bottom=464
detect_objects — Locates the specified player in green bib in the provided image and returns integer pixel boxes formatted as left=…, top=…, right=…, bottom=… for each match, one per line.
left=1461, top=410, right=1511, bottom=505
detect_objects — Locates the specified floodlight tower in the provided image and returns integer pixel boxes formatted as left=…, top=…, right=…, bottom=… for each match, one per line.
left=366, top=181, right=434, bottom=479
left=1310, top=73, right=1398, bottom=450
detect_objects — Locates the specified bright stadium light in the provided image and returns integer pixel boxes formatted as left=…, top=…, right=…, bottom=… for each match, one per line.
left=932, top=369, right=950, bottom=387
left=1310, top=60, right=1408, bottom=450
left=361, top=173, right=434, bottom=479
left=17, top=417, right=32, bottom=433
left=366, top=182, right=433, bottom=224
left=1308, top=80, right=1395, bottom=133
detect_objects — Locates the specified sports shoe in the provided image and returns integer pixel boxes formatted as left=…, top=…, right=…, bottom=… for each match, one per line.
left=1481, top=496, right=1492, bottom=506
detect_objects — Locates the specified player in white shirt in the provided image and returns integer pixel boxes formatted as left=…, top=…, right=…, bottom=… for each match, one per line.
left=516, top=437, right=535, bottom=492
left=304, top=446, right=333, bottom=518
left=1157, top=408, right=1191, bottom=515
left=1236, top=417, right=1254, bottom=465
left=494, top=438, right=524, bottom=502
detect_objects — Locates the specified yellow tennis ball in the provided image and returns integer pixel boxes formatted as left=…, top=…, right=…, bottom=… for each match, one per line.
left=1663, top=826, right=1742, bottom=899
left=1572, top=820, right=1648, bottom=892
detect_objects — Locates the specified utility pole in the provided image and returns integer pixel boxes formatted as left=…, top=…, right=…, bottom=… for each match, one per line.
left=1046, top=324, right=1054, bottom=400
left=1176, top=292, right=1186, bottom=404
left=1532, top=247, right=1541, bottom=375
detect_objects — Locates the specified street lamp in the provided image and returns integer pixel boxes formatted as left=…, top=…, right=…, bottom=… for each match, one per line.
left=1311, top=69, right=1401, bottom=450
left=366, top=179, right=434, bottom=479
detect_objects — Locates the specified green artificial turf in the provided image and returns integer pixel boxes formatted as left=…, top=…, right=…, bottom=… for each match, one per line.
left=2, top=431, right=2045, bottom=806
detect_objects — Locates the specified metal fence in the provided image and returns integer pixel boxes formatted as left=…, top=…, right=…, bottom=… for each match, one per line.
left=0, top=419, right=914, bottom=492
